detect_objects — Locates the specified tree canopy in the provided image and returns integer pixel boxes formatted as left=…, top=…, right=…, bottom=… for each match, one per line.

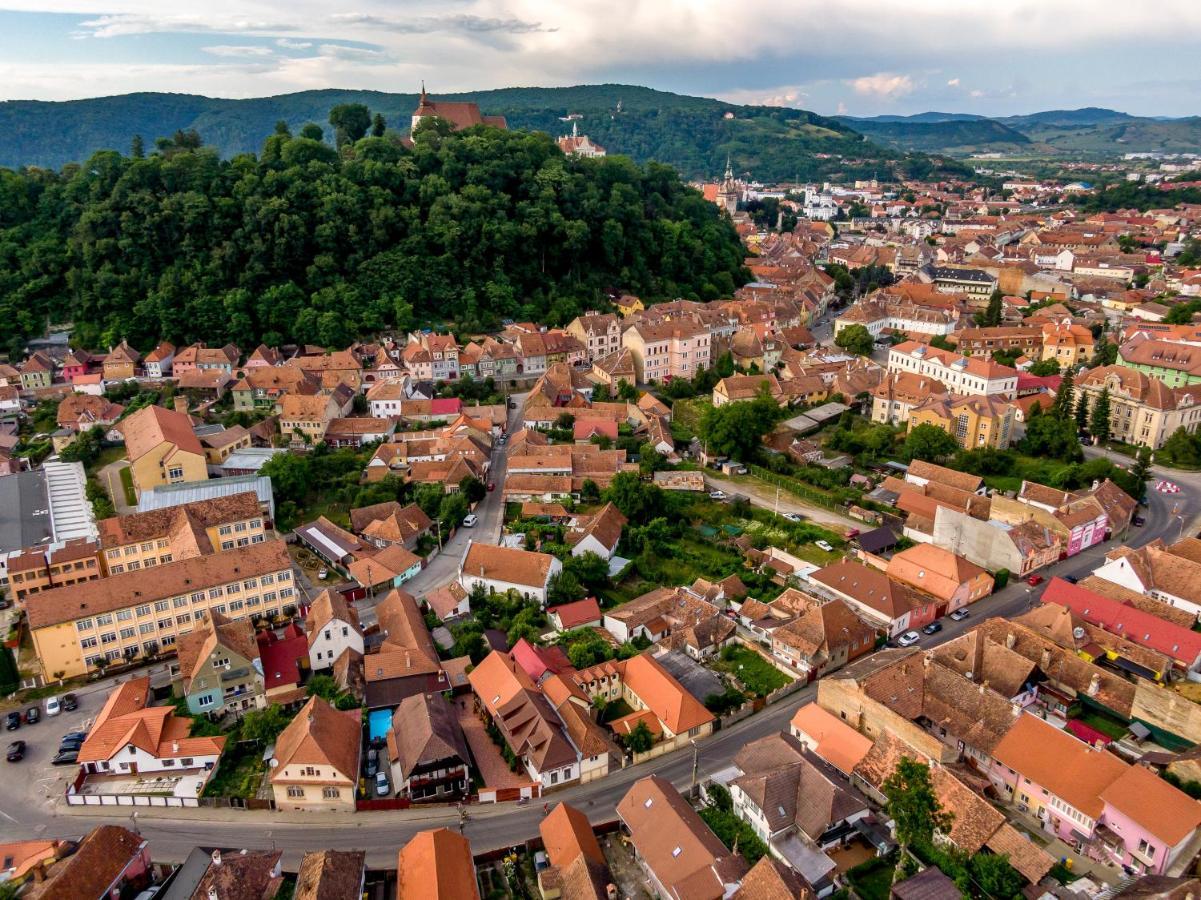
left=0, top=120, right=750, bottom=356
left=834, top=323, right=875, bottom=356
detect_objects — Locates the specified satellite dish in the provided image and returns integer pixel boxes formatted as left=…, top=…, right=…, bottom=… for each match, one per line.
left=1072, top=626, right=1086, bottom=640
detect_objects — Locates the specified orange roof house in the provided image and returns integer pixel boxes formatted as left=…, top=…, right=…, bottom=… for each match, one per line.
left=886, top=544, right=994, bottom=609
left=396, top=828, right=480, bottom=900
left=78, top=678, right=225, bottom=786
left=269, top=696, right=362, bottom=811
left=789, top=702, right=873, bottom=775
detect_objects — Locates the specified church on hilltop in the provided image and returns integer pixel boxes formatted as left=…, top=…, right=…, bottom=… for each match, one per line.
left=557, top=122, right=607, bottom=158
left=410, top=84, right=508, bottom=133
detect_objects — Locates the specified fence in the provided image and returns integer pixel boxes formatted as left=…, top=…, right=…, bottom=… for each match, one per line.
left=748, top=465, right=851, bottom=513
left=765, top=677, right=809, bottom=705
left=66, top=793, right=200, bottom=808
left=356, top=796, right=412, bottom=812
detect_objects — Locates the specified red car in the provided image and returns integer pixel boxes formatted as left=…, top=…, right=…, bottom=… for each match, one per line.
left=486, top=482, right=495, bottom=492
left=1026, top=574, right=1044, bottom=587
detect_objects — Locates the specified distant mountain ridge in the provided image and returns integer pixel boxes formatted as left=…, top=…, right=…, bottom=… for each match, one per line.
left=838, top=106, right=1199, bottom=157
left=0, top=84, right=967, bottom=182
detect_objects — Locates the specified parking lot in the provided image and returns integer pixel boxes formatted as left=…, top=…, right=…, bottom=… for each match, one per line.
left=1, top=690, right=96, bottom=821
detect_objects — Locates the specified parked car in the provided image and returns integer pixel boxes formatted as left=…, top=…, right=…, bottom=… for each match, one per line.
left=1133, top=516, right=1146, bottom=527
left=949, top=609, right=970, bottom=622
left=60, top=693, right=78, bottom=712
left=815, top=540, right=834, bottom=552
left=45, top=696, right=61, bottom=717
left=317, top=569, right=329, bottom=580
left=845, top=528, right=860, bottom=539
left=462, top=514, right=478, bottom=528
left=4, top=712, right=20, bottom=731
left=24, top=707, right=40, bottom=725
left=708, top=490, right=728, bottom=501
left=366, top=749, right=379, bottom=777
left=782, top=512, right=802, bottom=522
left=51, top=748, right=79, bottom=766
left=896, top=631, right=921, bottom=647
left=58, top=738, right=84, bottom=753
left=374, top=771, right=389, bottom=797
left=6, top=740, right=24, bottom=762
left=60, top=730, right=88, bottom=744
left=1026, top=574, right=1044, bottom=587
left=487, top=482, right=495, bottom=492
left=922, top=622, right=943, bottom=635
left=1064, top=575, right=1079, bottom=584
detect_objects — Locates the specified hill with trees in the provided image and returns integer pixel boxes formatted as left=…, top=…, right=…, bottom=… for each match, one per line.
left=0, top=84, right=969, bottom=182
left=838, top=117, right=1031, bottom=154
left=0, top=115, right=750, bottom=356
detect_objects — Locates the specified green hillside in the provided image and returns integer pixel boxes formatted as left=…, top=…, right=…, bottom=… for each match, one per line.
left=839, top=117, right=1031, bottom=155
left=1005, top=116, right=1201, bottom=156
left=0, top=84, right=969, bottom=182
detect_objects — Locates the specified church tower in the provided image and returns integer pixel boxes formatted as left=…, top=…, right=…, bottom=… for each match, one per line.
left=716, top=156, right=739, bottom=216
left=411, top=81, right=436, bottom=131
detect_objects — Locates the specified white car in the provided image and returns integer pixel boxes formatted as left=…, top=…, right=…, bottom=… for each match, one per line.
left=815, top=540, right=834, bottom=552
left=708, top=490, right=728, bottom=501
left=896, top=631, right=921, bottom=647
left=782, top=512, right=802, bottom=522
left=45, top=696, right=61, bottom=717
left=462, top=514, right=479, bottom=527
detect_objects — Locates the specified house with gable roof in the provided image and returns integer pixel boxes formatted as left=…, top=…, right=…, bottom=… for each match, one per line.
left=269, top=695, right=362, bottom=812
left=173, top=611, right=264, bottom=715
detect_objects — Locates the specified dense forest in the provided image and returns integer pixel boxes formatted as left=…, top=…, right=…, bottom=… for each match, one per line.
left=0, top=84, right=971, bottom=183
left=0, top=117, right=750, bottom=356
left=1074, top=178, right=1201, bottom=213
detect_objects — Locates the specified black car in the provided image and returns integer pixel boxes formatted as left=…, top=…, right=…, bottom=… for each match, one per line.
left=60, top=693, right=78, bottom=712
left=51, top=748, right=79, bottom=766
left=58, top=737, right=84, bottom=753
left=922, top=621, right=943, bottom=635
left=6, top=740, right=24, bottom=762
left=60, top=730, right=87, bottom=744
left=24, top=707, right=39, bottom=725
left=1133, top=515, right=1146, bottom=527
left=4, top=712, right=20, bottom=731
left=1064, top=575, right=1079, bottom=584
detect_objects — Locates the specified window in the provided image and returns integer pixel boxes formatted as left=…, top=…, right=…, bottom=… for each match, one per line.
left=76, top=618, right=94, bottom=632
left=1138, top=840, right=1156, bottom=859
left=105, top=648, right=121, bottom=661
left=197, top=694, right=215, bottom=708
left=180, top=757, right=193, bottom=767
left=123, top=546, right=136, bottom=556
left=173, top=597, right=188, bottom=609
left=243, top=579, right=258, bottom=590
left=107, top=549, right=121, bottom=560
left=100, top=632, right=117, bottom=644
left=80, top=636, right=98, bottom=650
left=167, top=467, right=184, bottom=481
left=221, top=541, right=234, bottom=551
left=277, top=571, right=291, bottom=582
left=135, top=605, right=151, bottom=618
left=322, top=787, right=340, bottom=800
left=176, top=614, right=191, bottom=626
left=287, top=786, right=304, bottom=798
left=126, top=560, right=141, bottom=571
left=226, top=582, right=240, bottom=594
left=155, top=600, right=171, bottom=613
left=218, top=525, right=233, bottom=536
left=261, top=574, right=275, bottom=585
left=139, top=623, right=155, bottom=635
left=95, top=613, right=114, bottom=626
left=550, top=772, right=558, bottom=785
left=84, top=654, right=101, bottom=668
left=234, top=522, right=247, bottom=533
left=119, top=627, right=136, bottom=640
left=117, top=609, right=132, bottom=621
left=158, top=618, right=173, bottom=630
left=191, top=592, right=206, bottom=604
left=160, top=634, right=176, bottom=648
left=280, top=588, right=294, bottom=599
left=263, top=592, right=277, bottom=604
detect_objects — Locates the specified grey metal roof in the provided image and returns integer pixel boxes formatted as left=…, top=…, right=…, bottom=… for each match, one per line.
left=0, top=468, right=51, bottom=552
left=137, top=474, right=275, bottom=518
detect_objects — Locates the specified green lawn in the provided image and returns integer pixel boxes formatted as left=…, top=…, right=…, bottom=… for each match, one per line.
left=1072, top=710, right=1129, bottom=740
left=698, top=806, right=768, bottom=865
left=711, top=646, right=791, bottom=697
left=117, top=466, right=137, bottom=507
left=846, top=856, right=897, bottom=900
left=202, top=741, right=267, bottom=799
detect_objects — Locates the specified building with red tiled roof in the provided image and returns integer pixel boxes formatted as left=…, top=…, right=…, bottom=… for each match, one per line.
left=269, top=696, right=362, bottom=812
left=396, top=828, right=480, bottom=900
left=459, top=541, right=562, bottom=605
left=809, top=560, right=939, bottom=637
left=886, top=544, right=993, bottom=611
left=78, top=678, right=225, bottom=791
left=24, top=826, right=152, bottom=900
left=547, top=597, right=603, bottom=631
left=119, top=403, right=208, bottom=494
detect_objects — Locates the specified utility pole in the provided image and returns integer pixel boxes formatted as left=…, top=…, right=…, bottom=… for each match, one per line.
left=690, top=739, right=699, bottom=796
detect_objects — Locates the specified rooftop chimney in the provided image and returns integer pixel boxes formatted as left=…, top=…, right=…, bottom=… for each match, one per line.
left=172, top=741, right=180, bottom=754
left=1088, top=673, right=1101, bottom=697
left=211, top=849, right=221, bottom=866
left=1005, top=632, right=1016, bottom=650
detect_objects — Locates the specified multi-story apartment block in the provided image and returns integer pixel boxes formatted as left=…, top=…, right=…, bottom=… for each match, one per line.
left=6, top=538, right=102, bottom=603
left=621, top=320, right=711, bottom=384
left=28, top=540, right=295, bottom=679
left=887, top=341, right=1018, bottom=398
left=566, top=312, right=622, bottom=362
left=97, top=491, right=267, bottom=574
left=1077, top=365, right=1201, bottom=449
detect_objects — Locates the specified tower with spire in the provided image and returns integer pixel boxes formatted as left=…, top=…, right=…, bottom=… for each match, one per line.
left=716, top=155, right=739, bottom=216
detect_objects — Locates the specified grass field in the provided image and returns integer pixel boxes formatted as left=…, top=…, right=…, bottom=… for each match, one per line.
left=711, top=646, right=791, bottom=697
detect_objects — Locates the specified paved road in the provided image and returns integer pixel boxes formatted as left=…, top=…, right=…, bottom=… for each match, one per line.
left=702, top=472, right=860, bottom=531
left=357, top=394, right=527, bottom=629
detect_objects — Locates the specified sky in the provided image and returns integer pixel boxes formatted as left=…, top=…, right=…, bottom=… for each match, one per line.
left=0, top=1, right=1198, bottom=117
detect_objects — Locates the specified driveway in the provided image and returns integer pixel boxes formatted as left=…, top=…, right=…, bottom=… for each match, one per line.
left=98, top=459, right=135, bottom=515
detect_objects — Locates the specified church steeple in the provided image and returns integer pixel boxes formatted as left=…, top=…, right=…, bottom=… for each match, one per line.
left=723, top=154, right=733, bottom=181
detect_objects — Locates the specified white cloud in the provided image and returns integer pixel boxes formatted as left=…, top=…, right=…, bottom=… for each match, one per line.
left=202, top=44, right=275, bottom=57
left=946, top=77, right=960, bottom=87
left=718, top=85, right=807, bottom=107
left=275, top=38, right=312, bottom=49
left=848, top=72, right=914, bottom=99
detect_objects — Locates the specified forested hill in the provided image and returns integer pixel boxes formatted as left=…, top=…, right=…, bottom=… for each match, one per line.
left=0, top=123, right=749, bottom=356
left=0, top=84, right=969, bottom=182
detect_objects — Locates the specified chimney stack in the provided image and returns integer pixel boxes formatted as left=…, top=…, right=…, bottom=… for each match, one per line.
left=1005, top=632, right=1016, bottom=650
left=1088, top=673, right=1101, bottom=697
left=211, top=849, right=222, bottom=866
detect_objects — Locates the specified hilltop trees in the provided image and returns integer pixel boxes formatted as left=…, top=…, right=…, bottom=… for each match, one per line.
left=0, top=119, right=748, bottom=354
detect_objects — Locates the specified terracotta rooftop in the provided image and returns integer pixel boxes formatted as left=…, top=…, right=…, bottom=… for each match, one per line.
left=395, top=828, right=480, bottom=900
left=269, top=696, right=362, bottom=785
